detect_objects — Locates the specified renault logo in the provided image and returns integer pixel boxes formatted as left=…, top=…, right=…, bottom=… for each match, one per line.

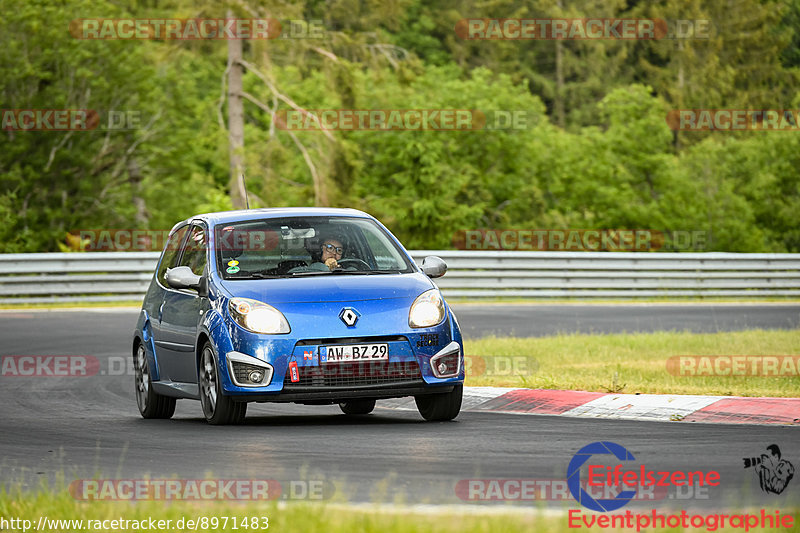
left=339, top=307, right=360, bottom=327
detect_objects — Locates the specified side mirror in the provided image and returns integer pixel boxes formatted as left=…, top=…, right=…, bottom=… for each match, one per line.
left=165, top=266, right=203, bottom=293
left=420, top=256, right=447, bottom=278
left=197, top=274, right=209, bottom=298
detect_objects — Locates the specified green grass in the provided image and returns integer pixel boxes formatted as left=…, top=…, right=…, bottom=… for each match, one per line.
left=2, top=485, right=798, bottom=533
left=465, top=329, right=800, bottom=397
left=0, top=483, right=547, bottom=532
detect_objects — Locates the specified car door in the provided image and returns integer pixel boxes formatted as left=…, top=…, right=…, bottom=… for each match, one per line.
left=156, top=222, right=209, bottom=384
left=149, top=224, right=190, bottom=377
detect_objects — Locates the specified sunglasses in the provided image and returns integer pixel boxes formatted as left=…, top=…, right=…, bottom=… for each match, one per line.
left=322, top=243, right=344, bottom=254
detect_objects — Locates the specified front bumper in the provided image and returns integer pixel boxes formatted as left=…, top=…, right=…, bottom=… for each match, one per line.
left=233, top=383, right=456, bottom=404
left=209, top=314, right=464, bottom=401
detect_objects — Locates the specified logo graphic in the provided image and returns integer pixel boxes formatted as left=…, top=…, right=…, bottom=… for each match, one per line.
left=567, top=441, right=637, bottom=512
left=744, top=444, right=795, bottom=495
left=339, top=307, right=360, bottom=327
left=416, top=333, right=439, bottom=347
left=303, top=350, right=313, bottom=361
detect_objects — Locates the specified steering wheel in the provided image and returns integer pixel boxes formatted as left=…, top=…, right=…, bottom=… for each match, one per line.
left=337, top=258, right=371, bottom=271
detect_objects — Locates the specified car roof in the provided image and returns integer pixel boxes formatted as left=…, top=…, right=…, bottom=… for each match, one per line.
left=170, top=207, right=374, bottom=232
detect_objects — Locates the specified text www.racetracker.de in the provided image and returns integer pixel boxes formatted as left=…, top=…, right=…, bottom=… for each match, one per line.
left=0, top=516, right=269, bottom=531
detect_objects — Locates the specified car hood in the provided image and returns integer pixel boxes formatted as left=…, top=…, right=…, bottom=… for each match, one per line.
left=217, top=272, right=436, bottom=303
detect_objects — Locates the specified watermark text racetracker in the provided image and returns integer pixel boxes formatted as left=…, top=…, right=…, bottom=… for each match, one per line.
left=2, top=109, right=96, bottom=131
left=0, top=354, right=538, bottom=380
left=0, top=355, right=534, bottom=379
left=68, top=18, right=325, bottom=40
left=2, top=109, right=146, bottom=131
left=273, top=109, right=539, bottom=131
left=454, top=229, right=708, bottom=251
left=455, top=18, right=712, bottom=40
left=70, top=227, right=710, bottom=252
left=667, top=356, right=800, bottom=377
left=1, top=355, right=127, bottom=377
left=68, top=478, right=331, bottom=501
left=666, top=109, right=800, bottom=131
left=276, top=109, right=479, bottom=131
left=67, top=228, right=281, bottom=252
left=456, top=478, right=713, bottom=502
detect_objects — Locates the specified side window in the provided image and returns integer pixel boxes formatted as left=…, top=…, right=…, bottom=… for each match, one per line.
left=179, top=224, right=207, bottom=276
left=157, top=225, right=190, bottom=286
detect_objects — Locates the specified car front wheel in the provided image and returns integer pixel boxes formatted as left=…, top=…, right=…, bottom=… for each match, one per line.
left=199, top=342, right=247, bottom=425
left=134, top=342, right=176, bottom=419
left=414, top=384, right=462, bottom=421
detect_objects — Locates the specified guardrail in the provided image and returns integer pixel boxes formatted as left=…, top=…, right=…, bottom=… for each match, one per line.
left=0, top=251, right=798, bottom=303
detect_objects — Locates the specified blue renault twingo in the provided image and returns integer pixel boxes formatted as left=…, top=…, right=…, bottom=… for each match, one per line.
left=133, top=208, right=464, bottom=424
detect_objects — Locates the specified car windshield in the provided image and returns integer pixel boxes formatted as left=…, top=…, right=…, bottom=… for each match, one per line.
left=215, top=216, right=414, bottom=279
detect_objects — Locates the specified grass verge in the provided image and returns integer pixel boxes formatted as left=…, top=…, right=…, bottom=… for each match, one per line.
left=0, top=483, right=546, bottom=533
left=464, top=329, right=800, bottom=397
left=1, top=486, right=798, bottom=533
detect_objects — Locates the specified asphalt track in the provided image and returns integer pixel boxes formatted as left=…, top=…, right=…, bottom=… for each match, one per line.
left=1, top=305, right=798, bottom=511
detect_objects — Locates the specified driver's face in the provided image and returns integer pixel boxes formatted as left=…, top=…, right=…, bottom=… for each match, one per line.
left=321, top=239, right=343, bottom=261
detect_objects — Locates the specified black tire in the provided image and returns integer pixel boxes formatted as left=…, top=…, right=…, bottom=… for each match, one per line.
left=339, top=399, right=376, bottom=415
left=414, top=384, right=463, bottom=421
left=134, top=342, right=176, bottom=419
left=199, top=342, right=247, bottom=425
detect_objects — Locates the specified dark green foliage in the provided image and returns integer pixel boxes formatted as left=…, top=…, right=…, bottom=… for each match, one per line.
left=1, top=0, right=798, bottom=252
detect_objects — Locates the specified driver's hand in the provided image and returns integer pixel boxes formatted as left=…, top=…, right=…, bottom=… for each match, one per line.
left=325, top=257, right=339, bottom=270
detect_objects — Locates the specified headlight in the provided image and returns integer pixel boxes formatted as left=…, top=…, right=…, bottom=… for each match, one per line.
left=228, top=297, right=290, bottom=334
left=409, top=289, right=445, bottom=328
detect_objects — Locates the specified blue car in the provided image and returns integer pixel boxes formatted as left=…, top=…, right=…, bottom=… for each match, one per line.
left=133, top=208, right=464, bottom=424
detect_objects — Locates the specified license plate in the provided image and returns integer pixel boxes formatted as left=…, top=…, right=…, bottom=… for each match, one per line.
left=321, top=343, right=389, bottom=363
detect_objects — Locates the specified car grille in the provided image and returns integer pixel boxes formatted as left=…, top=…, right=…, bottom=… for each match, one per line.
left=295, top=335, right=408, bottom=346
left=283, top=361, right=423, bottom=389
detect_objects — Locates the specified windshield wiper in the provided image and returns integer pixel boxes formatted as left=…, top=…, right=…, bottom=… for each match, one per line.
left=234, top=269, right=405, bottom=278
left=226, top=271, right=283, bottom=279
left=286, top=270, right=335, bottom=277
left=287, top=269, right=373, bottom=276
left=318, top=269, right=404, bottom=275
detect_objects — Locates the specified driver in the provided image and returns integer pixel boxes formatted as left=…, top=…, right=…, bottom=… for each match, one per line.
left=319, top=237, right=345, bottom=271
left=302, top=235, right=354, bottom=272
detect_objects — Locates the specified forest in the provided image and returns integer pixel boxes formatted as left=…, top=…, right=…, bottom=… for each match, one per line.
left=1, top=0, right=798, bottom=253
